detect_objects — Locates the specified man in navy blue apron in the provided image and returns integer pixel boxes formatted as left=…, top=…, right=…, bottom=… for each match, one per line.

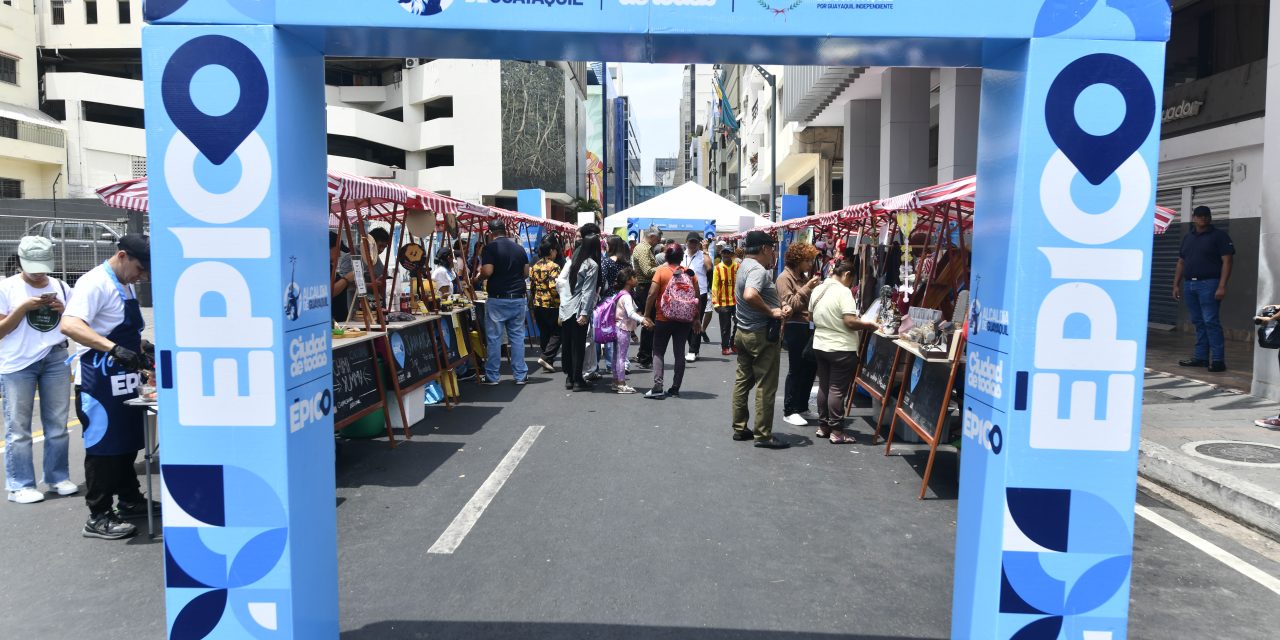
left=60, top=235, right=154, bottom=540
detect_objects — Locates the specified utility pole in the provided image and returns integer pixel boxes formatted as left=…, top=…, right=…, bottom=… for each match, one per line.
left=689, top=64, right=696, bottom=185
left=600, top=63, right=609, bottom=216
left=752, top=65, right=777, bottom=222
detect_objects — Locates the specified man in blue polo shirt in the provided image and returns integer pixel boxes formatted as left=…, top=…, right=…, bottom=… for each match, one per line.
left=477, top=219, right=531, bottom=385
left=1173, top=206, right=1235, bottom=372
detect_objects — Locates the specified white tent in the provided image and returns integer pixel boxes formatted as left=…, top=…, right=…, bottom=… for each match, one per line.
left=603, top=182, right=771, bottom=235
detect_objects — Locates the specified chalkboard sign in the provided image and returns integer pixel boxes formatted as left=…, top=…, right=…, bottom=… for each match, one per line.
left=332, top=342, right=381, bottom=426
left=858, top=333, right=897, bottom=399
left=440, top=314, right=462, bottom=365
left=389, top=320, right=440, bottom=389
left=898, top=355, right=957, bottom=441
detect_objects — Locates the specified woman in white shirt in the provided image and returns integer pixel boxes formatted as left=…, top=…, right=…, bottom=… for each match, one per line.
left=810, top=261, right=880, bottom=444
left=432, top=247, right=457, bottom=297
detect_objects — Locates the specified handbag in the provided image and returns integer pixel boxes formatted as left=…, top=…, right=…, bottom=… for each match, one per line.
left=1259, top=323, right=1280, bottom=349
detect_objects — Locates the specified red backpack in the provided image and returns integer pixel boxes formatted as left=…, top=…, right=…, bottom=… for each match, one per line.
left=659, top=268, right=699, bottom=323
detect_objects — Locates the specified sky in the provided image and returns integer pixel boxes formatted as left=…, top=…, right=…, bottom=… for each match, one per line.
left=617, top=63, right=685, bottom=184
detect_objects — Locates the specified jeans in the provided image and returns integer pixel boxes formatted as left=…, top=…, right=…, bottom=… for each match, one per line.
left=732, top=329, right=781, bottom=440
left=782, top=323, right=817, bottom=416
left=717, top=306, right=737, bottom=349
left=652, top=321, right=691, bottom=390
left=484, top=298, right=529, bottom=382
left=1184, top=278, right=1225, bottom=362
left=815, top=349, right=857, bottom=433
left=532, top=306, right=561, bottom=365
left=3, top=346, right=71, bottom=491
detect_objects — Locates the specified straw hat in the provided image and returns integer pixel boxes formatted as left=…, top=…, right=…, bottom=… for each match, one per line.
left=404, top=207, right=436, bottom=237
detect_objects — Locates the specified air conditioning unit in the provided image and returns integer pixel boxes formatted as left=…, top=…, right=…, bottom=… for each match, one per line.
left=404, top=58, right=420, bottom=69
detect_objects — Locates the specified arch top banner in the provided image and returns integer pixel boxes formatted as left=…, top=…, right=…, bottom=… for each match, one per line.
left=147, top=1, right=1170, bottom=46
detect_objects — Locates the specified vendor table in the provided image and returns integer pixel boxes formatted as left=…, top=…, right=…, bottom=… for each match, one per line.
left=884, top=335, right=966, bottom=499
left=331, top=330, right=400, bottom=445
left=123, top=396, right=159, bottom=539
left=851, top=331, right=905, bottom=444
left=383, top=315, right=448, bottom=416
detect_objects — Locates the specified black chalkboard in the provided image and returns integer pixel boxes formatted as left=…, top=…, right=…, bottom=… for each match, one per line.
left=898, top=355, right=957, bottom=441
left=440, top=314, right=463, bottom=365
left=389, top=320, right=440, bottom=389
left=858, top=333, right=897, bottom=399
left=332, top=342, right=381, bottom=426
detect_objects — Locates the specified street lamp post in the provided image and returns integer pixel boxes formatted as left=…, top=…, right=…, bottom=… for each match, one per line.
left=752, top=65, right=777, bottom=222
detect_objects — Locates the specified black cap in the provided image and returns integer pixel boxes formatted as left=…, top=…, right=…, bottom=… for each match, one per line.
left=489, top=219, right=507, bottom=234
left=1193, top=206, right=1212, bottom=218
left=686, top=231, right=703, bottom=243
left=744, top=230, right=777, bottom=249
left=118, top=234, right=150, bottom=270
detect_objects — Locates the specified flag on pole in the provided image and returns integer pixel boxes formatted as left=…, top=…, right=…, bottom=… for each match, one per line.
left=712, top=73, right=739, bottom=132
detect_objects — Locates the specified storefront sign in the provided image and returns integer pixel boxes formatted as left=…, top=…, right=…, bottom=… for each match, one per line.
left=1161, top=98, right=1204, bottom=124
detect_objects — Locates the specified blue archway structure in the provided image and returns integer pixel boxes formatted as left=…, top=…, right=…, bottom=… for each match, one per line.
left=143, top=2, right=1169, bottom=638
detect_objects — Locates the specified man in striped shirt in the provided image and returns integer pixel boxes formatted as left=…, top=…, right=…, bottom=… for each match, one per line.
left=630, top=226, right=661, bottom=369
left=711, top=244, right=739, bottom=356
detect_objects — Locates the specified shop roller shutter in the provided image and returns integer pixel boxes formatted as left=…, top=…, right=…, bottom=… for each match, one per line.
left=1148, top=189, right=1184, bottom=327
left=1191, top=183, right=1231, bottom=218
left=1157, top=162, right=1232, bottom=191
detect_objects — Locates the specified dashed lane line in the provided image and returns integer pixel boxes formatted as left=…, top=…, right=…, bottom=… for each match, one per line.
left=428, top=425, right=545, bottom=555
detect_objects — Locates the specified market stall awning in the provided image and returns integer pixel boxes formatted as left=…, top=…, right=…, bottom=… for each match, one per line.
left=95, top=177, right=149, bottom=212
left=723, top=175, right=1177, bottom=240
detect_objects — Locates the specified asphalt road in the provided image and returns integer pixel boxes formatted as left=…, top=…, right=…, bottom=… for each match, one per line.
left=3, top=328, right=1279, bottom=638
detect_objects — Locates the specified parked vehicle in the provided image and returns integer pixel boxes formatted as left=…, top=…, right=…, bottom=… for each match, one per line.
left=1, top=219, right=125, bottom=284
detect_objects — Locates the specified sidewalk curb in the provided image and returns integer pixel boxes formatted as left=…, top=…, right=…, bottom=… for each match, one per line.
left=1138, top=438, right=1280, bottom=540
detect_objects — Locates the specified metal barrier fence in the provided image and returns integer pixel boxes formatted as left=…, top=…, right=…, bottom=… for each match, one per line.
left=0, top=214, right=127, bottom=284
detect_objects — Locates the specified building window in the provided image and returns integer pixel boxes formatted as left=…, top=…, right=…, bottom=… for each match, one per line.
left=51, top=0, right=65, bottom=25
left=117, top=0, right=130, bottom=24
left=85, top=0, right=97, bottom=23
left=0, top=55, right=16, bottom=85
left=0, top=178, right=21, bottom=199
left=0, top=117, right=16, bottom=139
left=131, top=156, right=147, bottom=178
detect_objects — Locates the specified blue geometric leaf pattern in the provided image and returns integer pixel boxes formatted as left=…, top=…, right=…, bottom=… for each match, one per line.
left=166, top=527, right=229, bottom=589
left=163, top=465, right=226, bottom=527
left=1007, top=488, right=1071, bottom=553
left=170, top=588, right=227, bottom=640
left=1065, top=554, right=1132, bottom=614
left=1002, top=551, right=1067, bottom=615
left=1011, top=615, right=1064, bottom=640
left=1106, top=0, right=1172, bottom=41
left=145, top=0, right=191, bottom=20
left=228, top=528, right=289, bottom=588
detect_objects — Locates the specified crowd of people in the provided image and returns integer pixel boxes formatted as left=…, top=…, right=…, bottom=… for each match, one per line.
left=471, top=221, right=880, bottom=449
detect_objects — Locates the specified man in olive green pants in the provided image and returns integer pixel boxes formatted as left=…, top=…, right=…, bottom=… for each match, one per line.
left=730, top=232, right=791, bottom=449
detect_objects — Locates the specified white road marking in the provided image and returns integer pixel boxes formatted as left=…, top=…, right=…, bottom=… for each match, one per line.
left=1135, top=504, right=1280, bottom=596
left=428, top=425, right=544, bottom=555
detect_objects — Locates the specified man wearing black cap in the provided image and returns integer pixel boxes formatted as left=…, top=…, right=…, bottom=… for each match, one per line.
left=60, top=234, right=156, bottom=539
left=1173, top=206, right=1235, bottom=372
left=476, top=219, right=530, bottom=384
left=731, top=231, right=792, bottom=449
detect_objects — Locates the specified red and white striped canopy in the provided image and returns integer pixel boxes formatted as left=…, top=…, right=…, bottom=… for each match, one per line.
left=95, top=177, right=148, bottom=212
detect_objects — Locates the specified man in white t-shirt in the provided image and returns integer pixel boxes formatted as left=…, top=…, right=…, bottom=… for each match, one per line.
left=1, top=237, right=76, bottom=504
left=61, top=234, right=153, bottom=540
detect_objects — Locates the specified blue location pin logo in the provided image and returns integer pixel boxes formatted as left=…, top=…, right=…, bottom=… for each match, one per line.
left=1044, top=53, right=1154, bottom=186
left=161, top=35, right=268, bottom=166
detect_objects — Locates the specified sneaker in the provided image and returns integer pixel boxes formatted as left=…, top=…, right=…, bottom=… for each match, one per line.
left=6, top=487, right=44, bottom=504
left=685, top=353, right=697, bottom=363
left=51, top=480, right=79, bottom=496
left=479, top=377, right=500, bottom=386
left=1178, top=358, right=1209, bottom=367
left=457, top=371, right=478, bottom=382
left=730, top=347, right=738, bottom=355
left=116, top=498, right=162, bottom=519
left=1208, top=361, right=1227, bottom=372
left=722, top=347, right=732, bottom=356
left=665, top=388, right=681, bottom=398
left=514, top=378, right=528, bottom=386
left=1254, top=417, right=1280, bottom=428
left=753, top=437, right=791, bottom=449
left=732, top=430, right=754, bottom=441
left=614, top=384, right=637, bottom=394
left=82, top=513, right=137, bottom=540
left=801, top=410, right=821, bottom=420
left=538, top=358, right=555, bottom=372
left=783, top=413, right=809, bottom=426
left=584, top=371, right=602, bottom=384
left=643, top=386, right=665, bottom=399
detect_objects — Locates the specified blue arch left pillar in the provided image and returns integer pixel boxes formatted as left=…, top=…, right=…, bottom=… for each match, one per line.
left=144, top=25, right=337, bottom=638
